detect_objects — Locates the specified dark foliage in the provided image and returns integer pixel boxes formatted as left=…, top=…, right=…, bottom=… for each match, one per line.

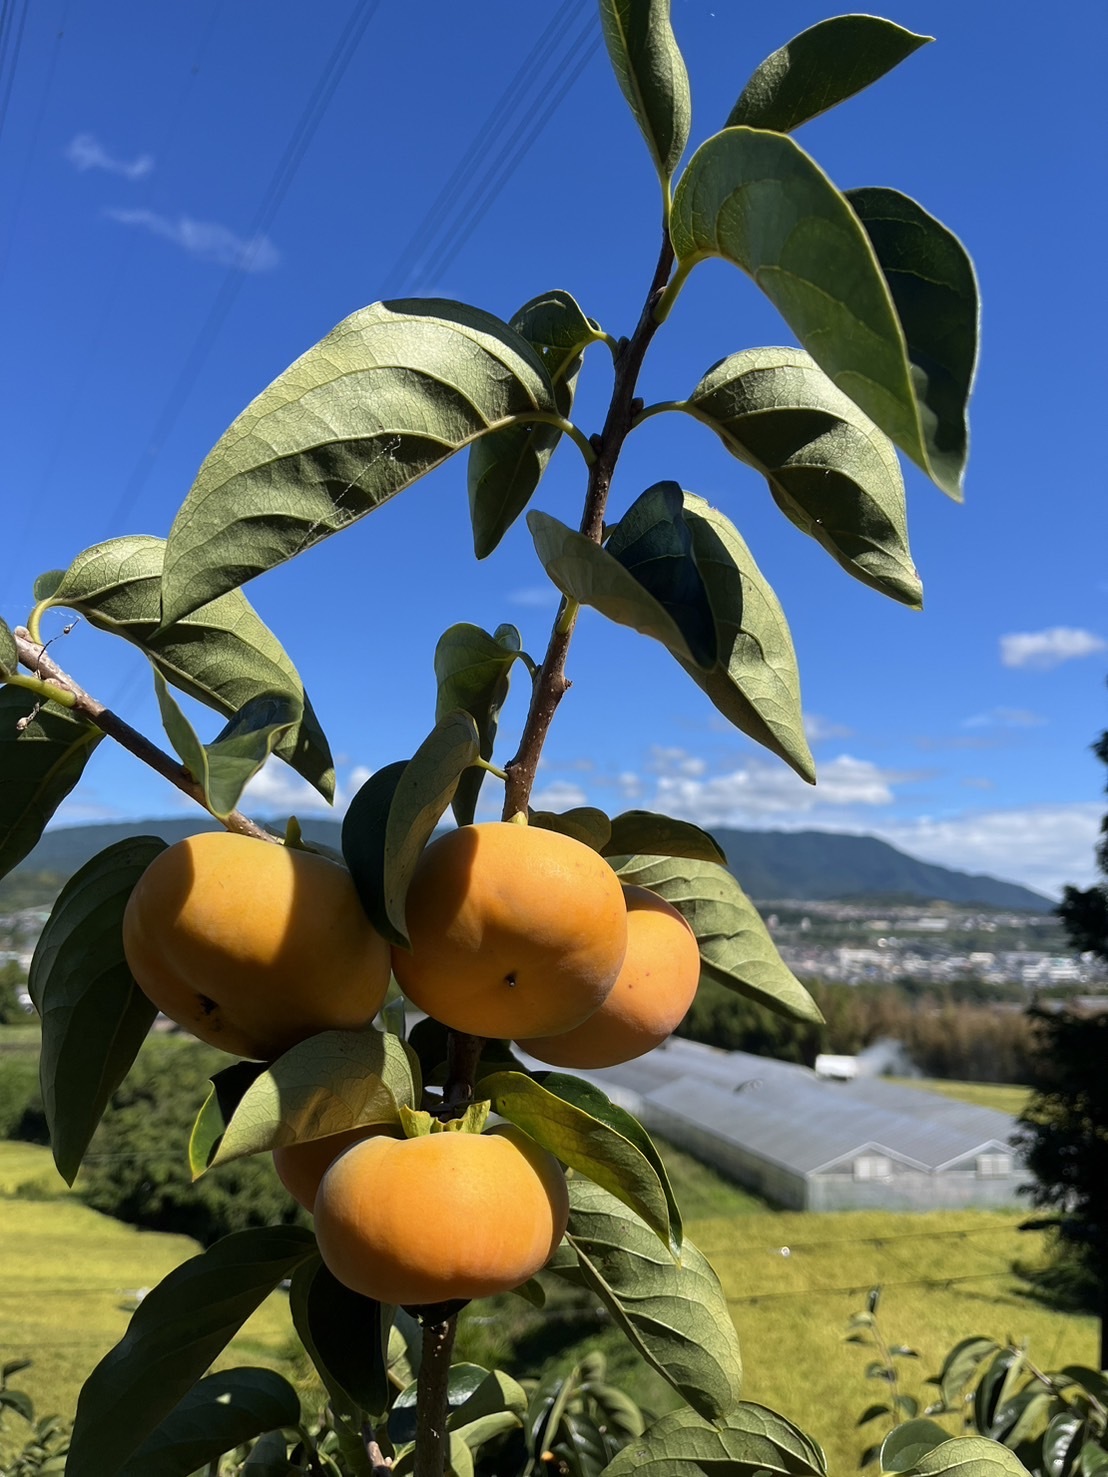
left=1055, top=722, right=1108, bottom=963
left=78, top=1036, right=306, bottom=1247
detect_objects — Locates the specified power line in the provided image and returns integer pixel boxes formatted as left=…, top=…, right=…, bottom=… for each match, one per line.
left=727, top=1269, right=1019, bottom=1307
left=380, top=0, right=590, bottom=297
left=0, top=0, right=30, bottom=152
left=103, top=0, right=383, bottom=537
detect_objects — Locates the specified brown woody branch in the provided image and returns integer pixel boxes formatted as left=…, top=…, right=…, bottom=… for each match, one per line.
left=11, top=626, right=276, bottom=843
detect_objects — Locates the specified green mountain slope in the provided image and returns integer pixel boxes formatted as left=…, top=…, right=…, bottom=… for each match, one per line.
left=3, top=817, right=1052, bottom=912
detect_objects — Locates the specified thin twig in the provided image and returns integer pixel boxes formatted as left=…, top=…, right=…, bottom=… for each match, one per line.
left=11, top=626, right=276, bottom=842
left=501, top=234, right=676, bottom=821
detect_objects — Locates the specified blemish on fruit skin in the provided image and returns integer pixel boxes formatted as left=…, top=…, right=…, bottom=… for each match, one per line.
left=505, top=973, right=517, bottom=989
left=197, top=994, right=218, bottom=1016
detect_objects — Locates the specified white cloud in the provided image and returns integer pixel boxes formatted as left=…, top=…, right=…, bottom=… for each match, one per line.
left=505, top=586, right=559, bottom=609
left=1000, top=627, right=1106, bottom=670
left=66, top=132, right=153, bottom=179
left=647, top=745, right=706, bottom=777
left=875, top=803, right=1103, bottom=899
left=103, top=208, right=279, bottom=271
left=652, top=753, right=898, bottom=825
left=804, top=712, right=854, bottom=742
left=962, top=707, right=1046, bottom=729
left=241, top=759, right=374, bottom=817
left=529, top=780, right=588, bottom=811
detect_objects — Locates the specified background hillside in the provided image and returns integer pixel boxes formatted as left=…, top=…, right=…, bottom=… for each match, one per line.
left=3, top=818, right=1052, bottom=912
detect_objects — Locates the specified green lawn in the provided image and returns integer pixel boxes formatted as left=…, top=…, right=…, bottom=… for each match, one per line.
left=892, top=1077, right=1032, bottom=1116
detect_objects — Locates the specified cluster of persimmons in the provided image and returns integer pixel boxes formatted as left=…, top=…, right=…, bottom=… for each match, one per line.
left=121, top=822, right=700, bottom=1306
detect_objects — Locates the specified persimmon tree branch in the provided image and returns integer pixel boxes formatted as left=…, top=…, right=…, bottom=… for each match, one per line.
left=11, top=626, right=275, bottom=843
left=501, top=233, right=676, bottom=821
left=412, top=1315, right=457, bottom=1477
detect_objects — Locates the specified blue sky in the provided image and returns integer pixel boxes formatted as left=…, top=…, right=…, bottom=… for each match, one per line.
left=1, top=0, right=1105, bottom=899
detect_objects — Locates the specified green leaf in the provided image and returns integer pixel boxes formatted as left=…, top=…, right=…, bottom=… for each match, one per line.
left=529, top=806, right=613, bottom=851
left=607, top=482, right=717, bottom=667
left=883, top=1421, right=959, bottom=1473
left=480, top=1070, right=676, bottom=1250
left=67, top=1226, right=317, bottom=1477
left=565, top=1178, right=742, bottom=1421
left=670, top=128, right=967, bottom=498
left=527, top=509, right=709, bottom=668
left=846, top=187, right=979, bottom=501
left=727, top=15, right=930, bottom=133
left=936, top=1338, right=999, bottom=1410
left=116, top=1367, right=301, bottom=1477
left=685, top=348, right=920, bottom=607
left=188, top=1060, right=268, bottom=1178
left=27, top=837, right=164, bottom=1183
left=907, top=1436, right=1034, bottom=1477
left=201, top=1026, right=417, bottom=1168
left=342, top=711, right=479, bottom=949
left=153, top=670, right=298, bottom=820
left=289, top=1257, right=392, bottom=1418
left=0, top=616, right=16, bottom=675
left=611, top=853, right=820, bottom=1022
left=603, top=810, right=725, bottom=864
left=342, top=759, right=408, bottom=940
left=678, top=494, right=814, bottom=781
left=390, top=1364, right=494, bottom=1446
left=469, top=290, right=603, bottom=558
left=0, top=687, right=102, bottom=882
left=33, top=535, right=335, bottom=800
left=451, top=1368, right=529, bottom=1449
left=435, top=623, right=521, bottom=826
left=599, top=0, right=691, bottom=186
left=161, top=299, right=557, bottom=624
left=601, top=1403, right=826, bottom=1476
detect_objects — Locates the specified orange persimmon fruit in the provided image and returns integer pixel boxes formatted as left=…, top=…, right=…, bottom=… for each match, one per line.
left=391, top=823, right=627, bottom=1040
left=122, top=831, right=392, bottom=1060
left=522, top=885, right=700, bottom=1068
left=313, top=1124, right=569, bottom=1305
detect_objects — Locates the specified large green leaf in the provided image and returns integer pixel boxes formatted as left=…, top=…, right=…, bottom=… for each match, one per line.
left=599, top=0, right=691, bottom=186
left=602, top=810, right=725, bottom=864
left=565, top=1178, right=742, bottom=1421
left=727, top=15, right=930, bottom=133
left=28, top=837, right=164, bottom=1184
left=847, top=187, right=979, bottom=500
left=435, top=623, right=521, bottom=826
left=67, top=1226, right=317, bottom=1477
left=527, top=509, right=710, bottom=668
left=529, top=806, right=613, bottom=851
left=679, top=494, right=814, bottom=781
left=153, top=671, right=298, bottom=820
left=116, top=1367, right=301, bottom=1477
left=606, top=482, right=717, bottom=667
left=906, top=1437, right=1033, bottom=1477
left=601, top=1403, right=827, bottom=1476
left=341, top=759, right=407, bottom=942
left=469, top=290, right=603, bottom=558
left=670, top=128, right=967, bottom=499
left=199, top=1026, right=417, bottom=1169
left=0, top=687, right=102, bottom=881
left=161, top=299, right=557, bottom=624
left=33, top=535, right=334, bottom=799
left=290, top=1256, right=392, bottom=1418
left=882, top=1421, right=960, bottom=1473
left=612, top=853, right=820, bottom=1022
left=686, top=349, right=920, bottom=607
left=480, top=1070, right=676, bottom=1250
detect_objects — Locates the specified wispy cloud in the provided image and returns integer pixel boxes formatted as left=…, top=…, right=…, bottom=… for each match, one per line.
left=1000, top=626, right=1106, bottom=670
left=963, top=707, right=1046, bottom=729
left=506, top=585, right=559, bottom=609
left=241, top=760, right=370, bottom=816
left=529, top=780, right=589, bottom=811
left=103, top=208, right=279, bottom=271
left=66, top=132, right=153, bottom=180
left=804, top=712, right=854, bottom=743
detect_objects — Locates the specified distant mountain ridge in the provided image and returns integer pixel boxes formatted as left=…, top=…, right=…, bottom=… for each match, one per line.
left=8, top=817, right=1053, bottom=912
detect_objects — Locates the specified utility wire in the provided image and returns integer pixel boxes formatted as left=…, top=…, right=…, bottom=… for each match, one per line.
left=380, top=0, right=590, bottom=297
left=102, top=0, right=383, bottom=538
left=0, top=0, right=30, bottom=152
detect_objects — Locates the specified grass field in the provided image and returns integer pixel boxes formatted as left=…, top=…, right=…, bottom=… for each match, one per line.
left=0, top=1142, right=297, bottom=1455
left=896, top=1078, right=1032, bottom=1116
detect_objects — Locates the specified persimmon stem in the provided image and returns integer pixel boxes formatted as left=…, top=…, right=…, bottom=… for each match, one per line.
left=501, top=231, right=676, bottom=820
left=10, top=626, right=276, bottom=843
left=413, top=1315, right=457, bottom=1477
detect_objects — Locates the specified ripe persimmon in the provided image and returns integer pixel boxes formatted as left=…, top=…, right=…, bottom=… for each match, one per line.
left=313, top=1124, right=569, bottom=1305
left=122, top=831, right=391, bottom=1060
left=523, top=885, right=701, bottom=1068
left=391, top=823, right=627, bottom=1039
left=273, top=1124, right=396, bottom=1212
